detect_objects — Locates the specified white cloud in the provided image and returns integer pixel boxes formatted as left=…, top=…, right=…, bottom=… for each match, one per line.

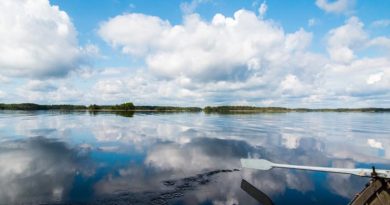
left=315, top=0, right=355, bottom=14
left=326, top=17, right=367, bottom=63
left=0, top=90, right=5, bottom=99
left=99, top=13, right=170, bottom=57
left=3, top=4, right=389, bottom=107
left=0, top=75, right=10, bottom=83
left=88, top=71, right=205, bottom=105
left=94, top=79, right=125, bottom=95
left=280, top=74, right=309, bottom=96
left=321, top=58, right=390, bottom=101
left=94, top=10, right=390, bottom=107
left=0, top=0, right=86, bottom=78
left=367, top=37, right=390, bottom=50
left=82, top=44, right=100, bottom=57
left=258, top=1, right=268, bottom=19
left=99, top=10, right=315, bottom=83
left=180, top=0, right=209, bottom=14
left=285, top=28, right=313, bottom=51
left=366, top=72, right=383, bottom=85
left=50, top=85, right=83, bottom=102
left=24, top=80, right=58, bottom=92
left=371, top=19, right=390, bottom=28
left=16, top=79, right=83, bottom=103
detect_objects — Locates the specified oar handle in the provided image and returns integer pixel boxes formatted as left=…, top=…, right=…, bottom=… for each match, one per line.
left=273, top=163, right=372, bottom=177
left=241, top=159, right=390, bottom=179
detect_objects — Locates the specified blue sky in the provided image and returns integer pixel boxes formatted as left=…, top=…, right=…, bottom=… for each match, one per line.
left=0, top=0, right=389, bottom=107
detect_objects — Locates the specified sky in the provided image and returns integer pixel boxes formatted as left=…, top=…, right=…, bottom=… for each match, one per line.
left=0, top=0, right=389, bottom=108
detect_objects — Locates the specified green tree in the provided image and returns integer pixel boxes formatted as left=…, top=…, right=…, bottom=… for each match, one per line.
left=88, top=104, right=100, bottom=110
left=117, top=102, right=135, bottom=111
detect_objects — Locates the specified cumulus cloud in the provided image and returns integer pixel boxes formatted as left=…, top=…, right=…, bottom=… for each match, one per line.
left=313, top=16, right=390, bottom=106
left=0, top=0, right=86, bottom=78
left=320, top=57, right=390, bottom=105
left=98, top=13, right=170, bottom=57
left=280, top=75, right=308, bottom=96
left=16, top=79, right=83, bottom=103
left=99, top=10, right=315, bottom=83
left=366, top=72, right=383, bottom=85
left=326, top=17, right=367, bottom=63
left=89, top=71, right=205, bottom=105
left=96, top=12, right=329, bottom=106
left=24, top=80, right=58, bottom=92
left=93, top=9, right=390, bottom=107
left=315, top=0, right=355, bottom=14
left=3, top=3, right=389, bottom=107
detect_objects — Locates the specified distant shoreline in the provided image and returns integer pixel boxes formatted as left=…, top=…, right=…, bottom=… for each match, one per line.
left=0, top=103, right=389, bottom=113
left=203, top=106, right=390, bottom=113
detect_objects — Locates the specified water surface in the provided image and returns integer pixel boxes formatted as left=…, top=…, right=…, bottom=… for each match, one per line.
left=0, top=111, right=389, bottom=205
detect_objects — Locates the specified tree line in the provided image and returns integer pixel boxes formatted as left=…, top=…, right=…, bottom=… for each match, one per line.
left=203, top=106, right=390, bottom=113
left=0, top=102, right=201, bottom=112
left=0, top=103, right=389, bottom=113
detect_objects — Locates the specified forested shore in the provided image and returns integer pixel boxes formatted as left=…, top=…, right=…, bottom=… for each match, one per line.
left=0, top=103, right=389, bottom=113
left=203, top=106, right=390, bottom=113
left=0, top=103, right=201, bottom=112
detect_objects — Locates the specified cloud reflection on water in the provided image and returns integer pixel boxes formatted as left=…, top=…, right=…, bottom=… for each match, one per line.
left=0, top=111, right=389, bottom=204
left=0, top=137, right=91, bottom=204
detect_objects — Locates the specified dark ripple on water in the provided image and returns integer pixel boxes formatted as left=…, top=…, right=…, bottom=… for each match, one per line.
left=89, top=168, right=240, bottom=205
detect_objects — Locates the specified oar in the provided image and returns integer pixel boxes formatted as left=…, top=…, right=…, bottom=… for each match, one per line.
left=241, top=159, right=390, bottom=179
left=241, top=179, right=274, bottom=205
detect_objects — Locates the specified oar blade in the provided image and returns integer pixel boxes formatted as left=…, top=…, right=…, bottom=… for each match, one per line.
left=241, top=179, right=274, bottom=205
left=241, top=159, right=273, bottom=170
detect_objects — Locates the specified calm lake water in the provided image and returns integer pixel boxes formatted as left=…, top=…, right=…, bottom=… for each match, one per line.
left=0, top=111, right=389, bottom=205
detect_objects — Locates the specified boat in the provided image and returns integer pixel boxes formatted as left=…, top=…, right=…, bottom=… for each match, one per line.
left=240, top=159, right=390, bottom=205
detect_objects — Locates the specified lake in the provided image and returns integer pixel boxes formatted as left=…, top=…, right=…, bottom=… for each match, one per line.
left=0, top=111, right=389, bottom=205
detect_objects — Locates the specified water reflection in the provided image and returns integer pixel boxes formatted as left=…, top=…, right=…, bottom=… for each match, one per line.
left=0, top=137, right=91, bottom=204
left=0, top=111, right=389, bottom=204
